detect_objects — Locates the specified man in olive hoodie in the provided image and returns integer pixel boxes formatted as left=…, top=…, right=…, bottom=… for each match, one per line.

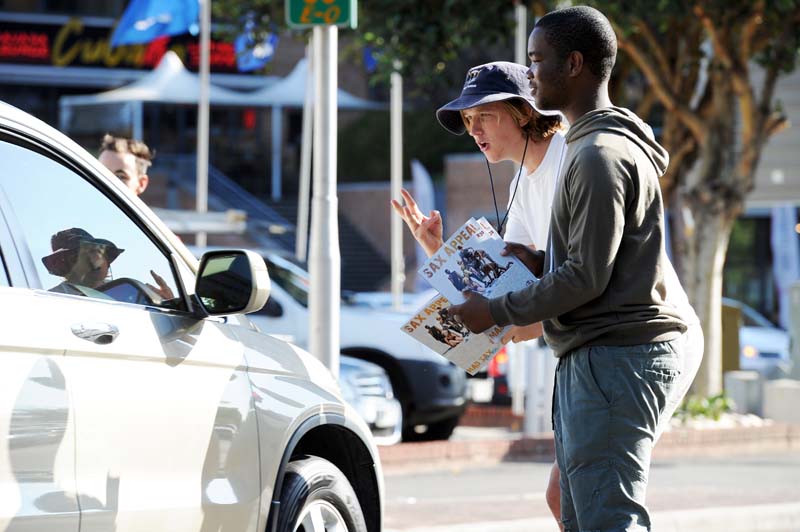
left=448, top=6, right=691, bottom=532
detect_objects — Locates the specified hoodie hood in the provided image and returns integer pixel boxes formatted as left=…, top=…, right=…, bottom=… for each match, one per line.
left=566, top=106, right=669, bottom=177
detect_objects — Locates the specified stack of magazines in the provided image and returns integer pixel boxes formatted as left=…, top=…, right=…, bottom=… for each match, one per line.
left=400, top=217, right=537, bottom=374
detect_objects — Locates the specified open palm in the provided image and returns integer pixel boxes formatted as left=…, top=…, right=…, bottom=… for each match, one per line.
left=390, top=188, right=443, bottom=257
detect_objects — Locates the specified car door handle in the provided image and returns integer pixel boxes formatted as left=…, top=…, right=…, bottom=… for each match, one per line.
left=71, top=322, right=120, bottom=345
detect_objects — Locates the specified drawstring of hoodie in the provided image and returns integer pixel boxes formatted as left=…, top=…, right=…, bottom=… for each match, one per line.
left=486, top=134, right=529, bottom=235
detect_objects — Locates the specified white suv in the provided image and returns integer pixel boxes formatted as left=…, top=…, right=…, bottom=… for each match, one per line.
left=248, top=254, right=469, bottom=441
left=0, top=100, right=382, bottom=532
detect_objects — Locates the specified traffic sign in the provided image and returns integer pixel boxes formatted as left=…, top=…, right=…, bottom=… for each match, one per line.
left=286, top=0, right=357, bottom=29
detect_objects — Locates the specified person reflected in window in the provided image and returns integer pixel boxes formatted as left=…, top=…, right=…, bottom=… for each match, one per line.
left=42, top=228, right=124, bottom=296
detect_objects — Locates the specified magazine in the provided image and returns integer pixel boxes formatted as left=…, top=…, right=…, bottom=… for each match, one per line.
left=418, top=217, right=537, bottom=304
left=400, top=292, right=504, bottom=375
left=400, top=217, right=538, bottom=374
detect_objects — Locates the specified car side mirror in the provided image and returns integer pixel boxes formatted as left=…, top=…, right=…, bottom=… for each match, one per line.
left=195, top=250, right=270, bottom=316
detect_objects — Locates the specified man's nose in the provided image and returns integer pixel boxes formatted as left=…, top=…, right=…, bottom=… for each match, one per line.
left=467, top=120, right=482, bottom=136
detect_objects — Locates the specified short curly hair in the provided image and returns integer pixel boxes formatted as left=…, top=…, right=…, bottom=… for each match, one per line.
left=535, top=6, right=617, bottom=81
left=100, top=134, right=155, bottom=176
left=501, top=99, right=564, bottom=141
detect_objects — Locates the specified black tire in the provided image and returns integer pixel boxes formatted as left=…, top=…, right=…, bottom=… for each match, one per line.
left=276, top=456, right=367, bottom=532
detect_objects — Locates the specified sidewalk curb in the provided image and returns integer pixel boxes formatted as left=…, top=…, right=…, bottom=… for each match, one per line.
left=386, top=502, right=800, bottom=532
left=379, top=423, right=800, bottom=473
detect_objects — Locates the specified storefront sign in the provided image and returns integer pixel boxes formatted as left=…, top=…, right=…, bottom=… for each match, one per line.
left=0, top=18, right=239, bottom=73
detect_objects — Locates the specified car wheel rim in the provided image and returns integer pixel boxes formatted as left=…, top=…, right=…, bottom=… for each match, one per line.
left=296, top=500, right=348, bottom=532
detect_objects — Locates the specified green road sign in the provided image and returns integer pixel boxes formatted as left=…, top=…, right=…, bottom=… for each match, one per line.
left=286, top=0, right=357, bottom=29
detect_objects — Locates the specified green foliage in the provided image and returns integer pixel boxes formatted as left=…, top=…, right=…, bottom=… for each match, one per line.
left=211, top=0, right=519, bottom=93
left=338, top=108, right=475, bottom=182
left=675, top=393, right=735, bottom=422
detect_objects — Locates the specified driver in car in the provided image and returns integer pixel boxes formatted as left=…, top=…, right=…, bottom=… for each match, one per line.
left=42, top=227, right=124, bottom=296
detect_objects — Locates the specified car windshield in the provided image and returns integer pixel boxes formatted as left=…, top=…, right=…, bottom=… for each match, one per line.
left=264, top=256, right=309, bottom=307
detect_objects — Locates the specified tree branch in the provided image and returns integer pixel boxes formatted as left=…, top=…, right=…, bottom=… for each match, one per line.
left=617, top=37, right=707, bottom=142
left=694, top=5, right=735, bottom=69
left=738, top=1, right=764, bottom=69
left=764, top=114, right=790, bottom=138
left=635, top=89, right=656, bottom=120
left=631, top=19, right=673, bottom=85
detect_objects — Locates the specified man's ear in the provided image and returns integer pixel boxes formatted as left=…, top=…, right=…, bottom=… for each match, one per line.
left=567, top=50, right=584, bottom=78
left=136, top=174, right=150, bottom=195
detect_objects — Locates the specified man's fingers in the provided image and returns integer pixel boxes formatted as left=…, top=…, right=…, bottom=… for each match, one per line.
left=400, top=188, right=418, bottom=209
left=150, top=270, right=167, bottom=287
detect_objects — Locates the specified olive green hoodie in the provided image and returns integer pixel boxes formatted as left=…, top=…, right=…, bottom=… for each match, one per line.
left=488, top=106, right=687, bottom=356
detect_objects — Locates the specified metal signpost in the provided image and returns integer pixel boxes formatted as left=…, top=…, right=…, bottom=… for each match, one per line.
left=287, top=0, right=356, bottom=376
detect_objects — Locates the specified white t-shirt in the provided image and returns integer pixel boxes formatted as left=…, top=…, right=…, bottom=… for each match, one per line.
left=503, top=131, right=567, bottom=250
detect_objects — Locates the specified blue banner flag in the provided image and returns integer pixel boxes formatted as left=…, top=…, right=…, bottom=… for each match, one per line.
left=235, top=31, right=278, bottom=72
left=110, top=0, right=199, bottom=48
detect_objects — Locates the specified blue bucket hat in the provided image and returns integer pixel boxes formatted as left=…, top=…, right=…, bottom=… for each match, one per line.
left=436, top=61, right=561, bottom=135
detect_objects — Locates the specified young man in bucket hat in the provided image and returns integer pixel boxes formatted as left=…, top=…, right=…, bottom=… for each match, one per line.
left=393, top=59, right=570, bottom=524
left=447, top=6, right=703, bottom=531
left=392, top=60, right=566, bottom=262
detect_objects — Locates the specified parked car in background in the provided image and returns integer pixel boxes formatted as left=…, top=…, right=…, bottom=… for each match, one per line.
left=723, top=298, right=793, bottom=379
left=249, top=253, right=469, bottom=441
left=339, top=356, right=403, bottom=446
left=0, top=100, right=382, bottom=531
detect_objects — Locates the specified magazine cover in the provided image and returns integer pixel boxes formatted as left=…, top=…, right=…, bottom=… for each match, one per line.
left=400, top=292, right=504, bottom=375
left=418, top=217, right=537, bottom=304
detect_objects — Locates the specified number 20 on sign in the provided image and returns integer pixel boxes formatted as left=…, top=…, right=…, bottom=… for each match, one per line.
left=286, top=0, right=357, bottom=29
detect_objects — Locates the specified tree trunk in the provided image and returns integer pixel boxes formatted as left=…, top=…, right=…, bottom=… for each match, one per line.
left=683, top=208, right=734, bottom=397
left=681, top=72, right=741, bottom=397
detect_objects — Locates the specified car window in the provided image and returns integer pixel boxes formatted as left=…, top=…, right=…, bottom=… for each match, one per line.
left=0, top=249, right=8, bottom=287
left=264, top=257, right=309, bottom=307
left=0, top=138, right=184, bottom=310
left=739, top=304, right=775, bottom=328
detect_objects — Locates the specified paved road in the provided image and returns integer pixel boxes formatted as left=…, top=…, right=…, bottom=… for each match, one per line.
left=384, top=451, right=800, bottom=531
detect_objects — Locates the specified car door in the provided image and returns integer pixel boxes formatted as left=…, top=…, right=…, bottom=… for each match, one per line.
left=0, top=199, right=79, bottom=532
left=0, top=133, right=260, bottom=532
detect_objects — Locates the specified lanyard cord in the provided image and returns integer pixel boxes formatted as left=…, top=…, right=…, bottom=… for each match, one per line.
left=486, top=134, right=529, bottom=235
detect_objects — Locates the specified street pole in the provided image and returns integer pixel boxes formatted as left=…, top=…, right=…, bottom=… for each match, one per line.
left=515, top=0, right=527, bottom=66
left=271, top=105, right=283, bottom=201
left=513, top=0, right=538, bottom=435
left=390, top=66, right=404, bottom=310
left=195, top=0, right=211, bottom=250
left=309, top=25, right=340, bottom=378
left=296, top=39, right=314, bottom=262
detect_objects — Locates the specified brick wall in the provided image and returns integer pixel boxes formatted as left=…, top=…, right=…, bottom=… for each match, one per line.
left=445, top=153, right=517, bottom=234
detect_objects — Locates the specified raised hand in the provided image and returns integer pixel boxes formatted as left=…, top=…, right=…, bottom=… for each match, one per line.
left=390, top=188, right=443, bottom=258
left=146, top=269, right=175, bottom=301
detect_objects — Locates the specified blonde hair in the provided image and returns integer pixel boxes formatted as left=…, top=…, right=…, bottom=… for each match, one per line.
left=501, top=100, right=564, bottom=140
left=100, top=134, right=155, bottom=176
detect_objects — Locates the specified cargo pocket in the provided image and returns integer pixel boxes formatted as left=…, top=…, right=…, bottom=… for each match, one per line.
left=570, top=461, right=650, bottom=532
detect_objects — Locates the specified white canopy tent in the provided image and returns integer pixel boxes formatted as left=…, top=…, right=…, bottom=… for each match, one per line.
left=59, top=51, right=254, bottom=140
left=237, top=58, right=384, bottom=200
left=58, top=53, right=384, bottom=201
